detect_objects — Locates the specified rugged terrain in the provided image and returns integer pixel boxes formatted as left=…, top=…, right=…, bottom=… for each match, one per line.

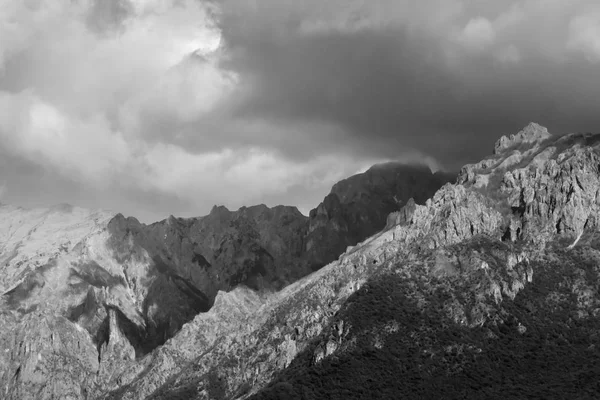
left=2, top=122, right=600, bottom=399
left=0, top=163, right=448, bottom=399
left=108, top=123, right=600, bottom=399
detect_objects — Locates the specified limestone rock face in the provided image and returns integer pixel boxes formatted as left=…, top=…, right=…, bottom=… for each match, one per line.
left=0, top=312, right=99, bottom=400
left=98, top=309, right=137, bottom=386
left=457, top=128, right=600, bottom=247
left=386, top=184, right=505, bottom=249
left=500, top=143, right=600, bottom=243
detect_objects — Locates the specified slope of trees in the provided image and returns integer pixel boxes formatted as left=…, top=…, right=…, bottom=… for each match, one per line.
left=253, top=238, right=600, bottom=400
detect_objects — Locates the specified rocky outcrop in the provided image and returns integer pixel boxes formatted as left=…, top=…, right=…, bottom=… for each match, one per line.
left=385, top=184, right=505, bottom=249
left=100, top=286, right=269, bottom=400
left=456, top=127, right=600, bottom=246
left=98, top=308, right=137, bottom=387
left=500, top=140, right=600, bottom=244
left=493, top=122, right=552, bottom=155
left=0, top=312, right=99, bottom=400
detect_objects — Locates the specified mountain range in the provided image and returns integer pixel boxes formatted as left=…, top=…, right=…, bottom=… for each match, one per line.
left=0, top=161, right=450, bottom=399
left=1, top=122, right=600, bottom=399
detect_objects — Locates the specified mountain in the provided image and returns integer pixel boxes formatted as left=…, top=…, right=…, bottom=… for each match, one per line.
left=0, top=163, right=449, bottom=399
left=103, top=204, right=309, bottom=354
left=7, top=122, right=598, bottom=399
left=306, top=163, right=452, bottom=269
left=107, top=122, right=600, bottom=399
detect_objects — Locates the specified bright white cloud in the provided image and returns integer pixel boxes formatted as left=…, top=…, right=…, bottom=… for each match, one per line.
left=0, top=87, right=383, bottom=212
left=230, top=0, right=600, bottom=64
left=140, top=144, right=374, bottom=205
left=0, top=90, right=132, bottom=187
left=119, top=53, right=237, bottom=136
left=459, top=17, right=496, bottom=51
left=568, top=11, right=600, bottom=62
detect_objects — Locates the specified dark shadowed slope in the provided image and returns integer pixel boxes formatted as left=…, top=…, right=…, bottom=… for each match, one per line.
left=253, top=236, right=600, bottom=400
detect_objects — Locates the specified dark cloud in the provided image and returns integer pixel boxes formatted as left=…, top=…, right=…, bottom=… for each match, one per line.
left=0, top=146, right=191, bottom=222
left=207, top=0, right=600, bottom=170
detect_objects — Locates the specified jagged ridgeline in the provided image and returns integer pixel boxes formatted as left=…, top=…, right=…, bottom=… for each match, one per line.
left=2, top=123, right=600, bottom=399
left=124, top=123, right=600, bottom=399
left=0, top=161, right=449, bottom=399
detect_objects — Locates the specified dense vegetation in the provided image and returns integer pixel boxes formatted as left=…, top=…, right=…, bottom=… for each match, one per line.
left=253, top=237, right=600, bottom=400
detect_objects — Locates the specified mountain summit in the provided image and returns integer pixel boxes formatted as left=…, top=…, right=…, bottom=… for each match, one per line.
left=493, top=122, right=552, bottom=155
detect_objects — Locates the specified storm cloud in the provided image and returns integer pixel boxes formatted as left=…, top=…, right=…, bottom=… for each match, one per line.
left=213, top=0, right=600, bottom=165
left=0, top=0, right=599, bottom=220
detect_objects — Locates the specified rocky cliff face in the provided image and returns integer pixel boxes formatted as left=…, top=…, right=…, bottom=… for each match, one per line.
left=0, top=163, right=447, bottom=399
left=103, top=204, right=309, bottom=353
left=305, top=164, right=452, bottom=269
left=107, top=123, right=600, bottom=399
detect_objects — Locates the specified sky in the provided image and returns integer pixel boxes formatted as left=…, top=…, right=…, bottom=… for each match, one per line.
left=1, top=0, right=600, bottom=222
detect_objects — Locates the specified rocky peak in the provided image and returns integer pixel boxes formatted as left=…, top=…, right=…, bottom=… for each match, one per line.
left=108, top=213, right=142, bottom=231
left=493, top=122, right=551, bottom=155
left=241, top=203, right=269, bottom=214
left=306, top=164, right=453, bottom=268
left=209, top=204, right=230, bottom=216
left=165, top=215, right=177, bottom=226
left=390, top=126, right=600, bottom=253
left=330, top=163, right=436, bottom=204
